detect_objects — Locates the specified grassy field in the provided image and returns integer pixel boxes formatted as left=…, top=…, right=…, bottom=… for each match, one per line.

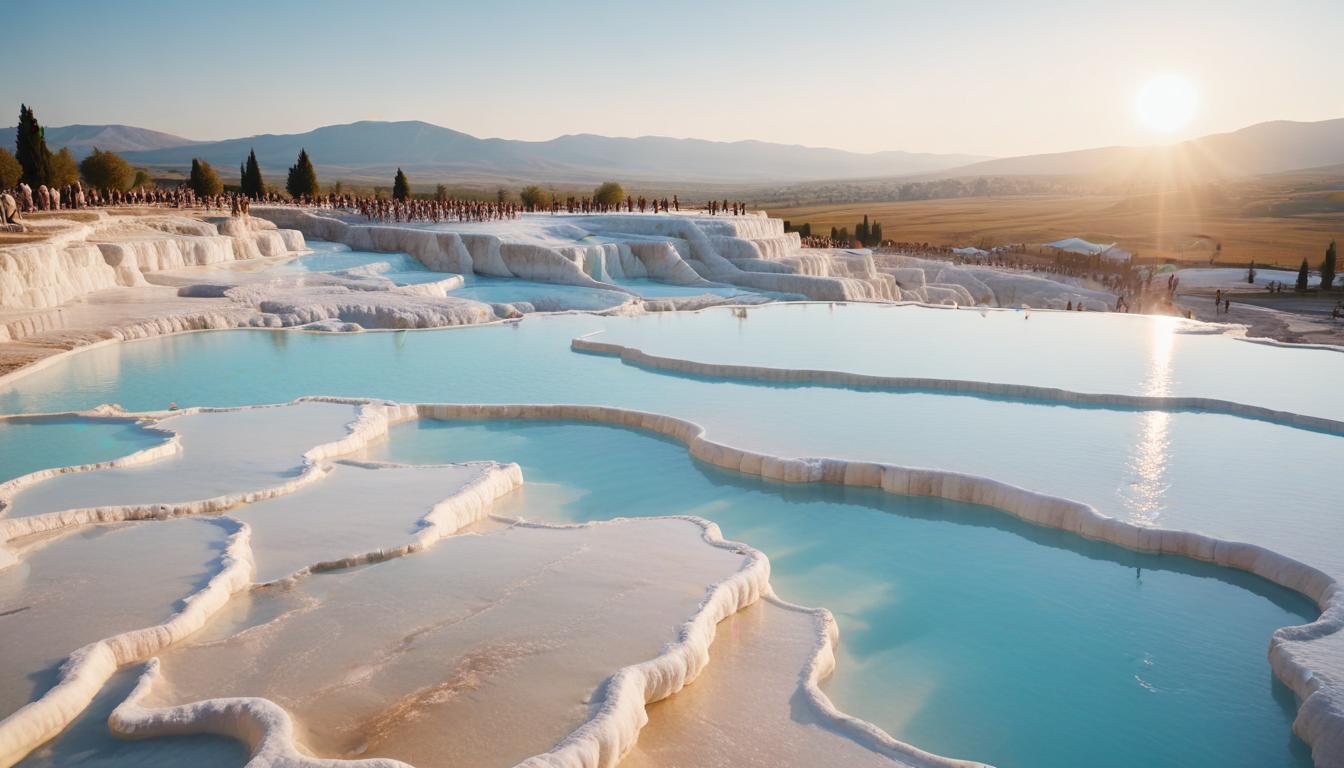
left=767, top=186, right=1344, bottom=268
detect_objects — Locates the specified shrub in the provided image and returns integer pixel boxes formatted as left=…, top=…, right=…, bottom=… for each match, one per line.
left=519, top=185, right=551, bottom=210
left=0, top=148, right=21, bottom=188
left=593, top=181, right=624, bottom=206
left=79, top=148, right=134, bottom=191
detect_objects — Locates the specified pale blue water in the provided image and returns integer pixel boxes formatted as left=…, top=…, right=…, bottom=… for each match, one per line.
left=591, top=303, right=1344, bottom=421
left=281, top=242, right=448, bottom=286
left=452, top=276, right=633, bottom=311
left=0, top=417, right=164, bottom=485
left=2, top=322, right=1338, bottom=586
left=370, top=419, right=1314, bottom=768
left=1, top=313, right=1338, bottom=766
left=607, top=277, right=756, bottom=299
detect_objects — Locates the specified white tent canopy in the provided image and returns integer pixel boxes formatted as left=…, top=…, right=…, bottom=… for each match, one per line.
left=1043, top=237, right=1132, bottom=262
left=952, top=246, right=988, bottom=257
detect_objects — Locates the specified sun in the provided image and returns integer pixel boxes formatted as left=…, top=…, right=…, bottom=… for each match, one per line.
left=1136, top=74, right=1198, bottom=133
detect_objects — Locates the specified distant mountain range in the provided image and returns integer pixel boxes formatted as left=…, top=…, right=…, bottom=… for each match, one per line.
left=6, top=124, right=199, bottom=156
left=9, top=117, right=1344, bottom=187
left=95, top=121, right=987, bottom=184
left=928, top=118, right=1344, bottom=181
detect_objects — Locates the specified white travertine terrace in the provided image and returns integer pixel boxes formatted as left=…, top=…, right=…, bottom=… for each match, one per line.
left=1, top=208, right=1341, bottom=766
left=880, top=254, right=1118, bottom=310
left=253, top=209, right=903, bottom=303
left=0, top=401, right=367, bottom=521
left=388, top=402, right=1342, bottom=768
left=115, top=516, right=765, bottom=768
left=0, top=214, right=307, bottom=312
left=0, top=395, right=1338, bottom=766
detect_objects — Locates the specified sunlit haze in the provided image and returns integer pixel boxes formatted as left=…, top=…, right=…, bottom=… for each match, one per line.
left=4, top=0, right=1341, bottom=156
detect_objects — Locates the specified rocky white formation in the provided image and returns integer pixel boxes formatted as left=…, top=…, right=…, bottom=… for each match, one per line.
left=254, top=209, right=900, bottom=303
left=0, top=213, right=307, bottom=312
left=881, top=253, right=1117, bottom=309
left=2, top=395, right=1341, bottom=768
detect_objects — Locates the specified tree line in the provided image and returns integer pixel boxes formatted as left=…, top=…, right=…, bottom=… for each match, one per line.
left=1295, top=241, right=1338, bottom=292
left=784, top=214, right=883, bottom=246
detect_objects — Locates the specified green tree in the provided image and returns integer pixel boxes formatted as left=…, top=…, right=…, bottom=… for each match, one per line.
left=435, top=184, right=449, bottom=203
left=188, top=158, right=223, bottom=197
left=871, top=221, right=882, bottom=245
left=49, top=147, right=79, bottom=187
left=1296, top=259, right=1310, bottom=292
left=857, top=215, right=870, bottom=245
left=1322, top=241, right=1337, bottom=292
left=286, top=149, right=319, bottom=199
left=593, top=181, right=625, bottom=207
left=0, top=148, right=21, bottom=188
left=15, top=104, right=53, bottom=187
left=392, top=168, right=411, bottom=201
left=240, top=149, right=264, bottom=198
left=131, top=169, right=154, bottom=189
left=79, top=148, right=134, bottom=191
left=519, top=185, right=551, bottom=210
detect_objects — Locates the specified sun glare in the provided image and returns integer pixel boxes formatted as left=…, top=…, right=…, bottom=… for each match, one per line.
left=1136, top=74, right=1198, bottom=133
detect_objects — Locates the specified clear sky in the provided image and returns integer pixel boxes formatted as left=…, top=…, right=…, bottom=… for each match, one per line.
left=5, top=0, right=1341, bottom=157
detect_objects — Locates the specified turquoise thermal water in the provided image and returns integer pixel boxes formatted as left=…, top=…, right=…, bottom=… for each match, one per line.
left=280, top=242, right=448, bottom=286
left=0, top=309, right=1338, bottom=766
left=370, top=419, right=1315, bottom=768
left=2, top=319, right=1339, bottom=585
left=0, top=417, right=165, bottom=485
left=591, top=302, right=1344, bottom=421
left=450, top=276, right=634, bottom=310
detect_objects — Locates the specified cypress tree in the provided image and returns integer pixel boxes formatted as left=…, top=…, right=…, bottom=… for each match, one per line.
left=1296, top=259, right=1310, bottom=292
left=830, top=226, right=838, bottom=240
left=1322, top=241, right=1337, bottom=292
left=871, top=221, right=883, bottom=246
left=188, top=158, right=222, bottom=197
left=857, top=215, right=870, bottom=246
left=285, top=149, right=318, bottom=199
left=15, top=104, right=53, bottom=187
left=241, top=149, right=263, bottom=198
left=392, top=168, right=411, bottom=201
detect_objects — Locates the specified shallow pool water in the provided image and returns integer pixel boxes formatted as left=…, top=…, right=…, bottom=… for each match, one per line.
left=2, top=307, right=1340, bottom=767
left=278, top=241, right=449, bottom=286
left=0, top=417, right=165, bottom=485
left=590, top=303, right=1344, bottom=421
left=3, top=321, right=1339, bottom=587
left=370, top=419, right=1315, bottom=768
left=451, top=276, right=634, bottom=311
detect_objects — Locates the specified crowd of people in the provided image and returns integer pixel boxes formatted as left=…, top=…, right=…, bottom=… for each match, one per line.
left=1, top=179, right=270, bottom=219
left=1, top=175, right=762, bottom=225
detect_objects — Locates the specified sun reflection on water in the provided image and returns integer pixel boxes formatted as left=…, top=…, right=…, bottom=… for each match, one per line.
left=1122, top=318, right=1176, bottom=524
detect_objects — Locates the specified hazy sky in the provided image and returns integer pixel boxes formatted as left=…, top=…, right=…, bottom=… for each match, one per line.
left=6, top=0, right=1342, bottom=157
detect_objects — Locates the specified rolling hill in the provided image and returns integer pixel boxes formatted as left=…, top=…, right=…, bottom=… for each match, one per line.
left=7, top=124, right=199, bottom=157
left=930, top=118, right=1344, bottom=182
left=112, top=120, right=988, bottom=184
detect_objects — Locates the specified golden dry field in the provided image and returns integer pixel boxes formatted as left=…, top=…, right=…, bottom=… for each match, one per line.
left=767, top=185, right=1344, bottom=268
